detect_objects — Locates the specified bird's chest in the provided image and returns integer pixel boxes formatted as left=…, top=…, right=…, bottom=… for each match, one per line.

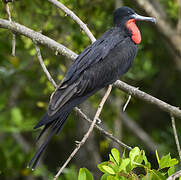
left=106, top=40, right=138, bottom=77
left=90, top=41, right=138, bottom=88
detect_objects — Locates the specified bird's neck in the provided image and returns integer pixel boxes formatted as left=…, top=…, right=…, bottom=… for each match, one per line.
left=126, top=19, right=141, bottom=44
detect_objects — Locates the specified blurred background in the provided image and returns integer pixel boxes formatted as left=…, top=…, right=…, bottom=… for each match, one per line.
left=0, top=0, right=181, bottom=179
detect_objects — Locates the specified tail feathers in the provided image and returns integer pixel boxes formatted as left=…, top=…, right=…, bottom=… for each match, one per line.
left=56, top=112, right=70, bottom=134
left=28, top=123, right=57, bottom=169
left=28, top=111, right=69, bottom=169
left=35, top=122, right=52, bottom=142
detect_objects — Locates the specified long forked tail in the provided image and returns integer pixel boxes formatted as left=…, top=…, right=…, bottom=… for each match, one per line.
left=28, top=89, right=99, bottom=169
left=28, top=111, right=70, bottom=169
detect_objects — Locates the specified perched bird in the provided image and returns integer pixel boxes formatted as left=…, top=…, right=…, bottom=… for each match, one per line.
left=28, top=6, right=156, bottom=169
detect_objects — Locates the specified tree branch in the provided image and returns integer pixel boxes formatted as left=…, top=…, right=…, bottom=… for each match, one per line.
left=0, top=19, right=77, bottom=60
left=74, top=107, right=132, bottom=150
left=114, top=81, right=181, bottom=119
left=3, top=1, right=16, bottom=56
left=170, top=115, right=181, bottom=161
left=54, top=85, right=112, bottom=180
left=48, top=0, right=96, bottom=43
left=34, top=42, right=57, bottom=88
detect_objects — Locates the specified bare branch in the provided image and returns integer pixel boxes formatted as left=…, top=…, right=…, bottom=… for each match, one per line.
left=54, top=85, right=112, bottom=180
left=167, top=169, right=181, bottom=180
left=12, top=33, right=16, bottom=56
left=48, top=0, right=96, bottom=43
left=171, top=115, right=181, bottom=161
left=3, top=1, right=16, bottom=56
left=74, top=107, right=132, bottom=150
left=34, top=42, right=57, bottom=88
left=0, top=18, right=77, bottom=60
left=114, top=81, right=181, bottom=119
left=123, top=94, right=132, bottom=112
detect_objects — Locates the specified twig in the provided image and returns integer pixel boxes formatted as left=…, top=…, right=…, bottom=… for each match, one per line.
left=12, top=33, right=16, bottom=56
left=54, top=85, right=112, bottom=180
left=74, top=107, right=132, bottom=150
left=48, top=0, right=96, bottom=43
left=34, top=42, right=57, bottom=88
left=3, top=1, right=16, bottom=56
left=5, top=3, right=12, bottom=21
left=123, top=94, right=131, bottom=112
left=171, top=115, right=181, bottom=161
left=1, top=20, right=181, bottom=118
left=167, top=169, right=181, bottom=180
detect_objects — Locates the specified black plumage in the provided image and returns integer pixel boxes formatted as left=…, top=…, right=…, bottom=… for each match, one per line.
left=28, top=6, right=156, bottom=169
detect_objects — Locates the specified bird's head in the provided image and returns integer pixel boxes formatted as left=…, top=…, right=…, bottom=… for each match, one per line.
left=113, top=6, right=156, bottom=44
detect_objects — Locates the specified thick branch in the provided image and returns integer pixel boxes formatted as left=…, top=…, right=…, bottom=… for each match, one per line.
left=48, top=0, right=96, bottom=43
left=0, top=18, right=77, bottom=60
left=114, top=81, right=181, bottom=119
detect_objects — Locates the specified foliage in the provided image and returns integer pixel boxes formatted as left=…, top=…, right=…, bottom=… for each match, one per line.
left=78, top=147, right=179, bottom=180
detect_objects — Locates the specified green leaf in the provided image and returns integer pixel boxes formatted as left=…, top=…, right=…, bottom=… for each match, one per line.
left=119, top=158, right=130, bottom=172
left=98, top=162, right=109, bottom=173
left=109, top=154, right=117, bottom=165
left=107, top=175, right=119, bottom=180
left=102, top=165, right=115, bottom=175
left=78, top=168, right=86, bottom=180
left=129, top=147, right=140, bottom=161
left=134, top=152, right=143, bottom=164
left=159, top=154, right=178, bottom=169
left=101, top=173, right=109, bottom=180
left=168, top=166, right=175, bottom=177
left=168, top=159, right=179, bottom=167
left=122, top=149, right=126, bottom=159
left=111, top=148, right=120, bottom=165
left=156, top=150, right=160, bottom=165
left=78, top=168, right=94, bottom=180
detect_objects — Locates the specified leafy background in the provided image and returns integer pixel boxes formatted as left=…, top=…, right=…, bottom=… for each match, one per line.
left=0, top=0, right=181, bottom=179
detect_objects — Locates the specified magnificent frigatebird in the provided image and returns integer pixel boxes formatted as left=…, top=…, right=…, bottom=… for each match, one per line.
left=28, top=6, right=156, bottom=169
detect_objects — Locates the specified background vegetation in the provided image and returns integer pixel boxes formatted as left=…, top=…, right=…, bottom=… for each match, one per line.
left=0, top=0, right=181, bottom=179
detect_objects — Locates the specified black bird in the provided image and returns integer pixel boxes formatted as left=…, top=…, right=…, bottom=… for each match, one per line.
left=28, top=6, right=156, bottom=169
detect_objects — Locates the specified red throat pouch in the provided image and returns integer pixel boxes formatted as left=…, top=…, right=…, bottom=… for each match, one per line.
left=126, top=19, right=141, bottom=44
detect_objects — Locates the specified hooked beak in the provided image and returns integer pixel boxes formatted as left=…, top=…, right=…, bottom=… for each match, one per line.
left=131, top=13, right=156, bottom=24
